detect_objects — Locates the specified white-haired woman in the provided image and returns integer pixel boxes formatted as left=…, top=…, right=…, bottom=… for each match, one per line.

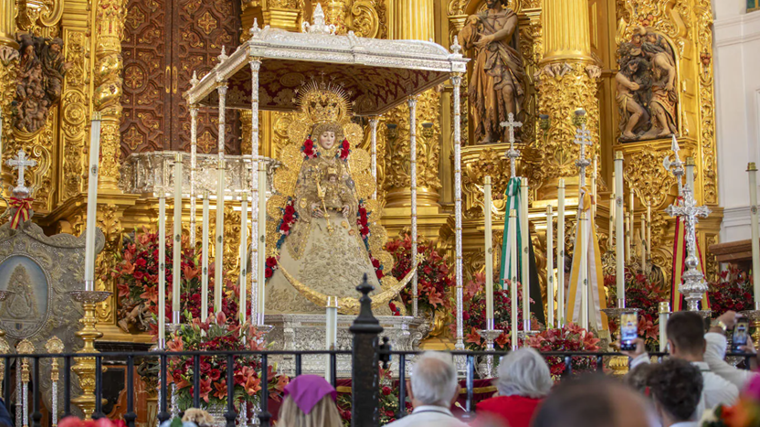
left=476, top=347, right=553, bottom=427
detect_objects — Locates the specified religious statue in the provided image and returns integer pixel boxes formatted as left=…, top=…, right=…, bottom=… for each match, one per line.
left=458, top=0, right=526, bottom=144
left=0, top=265, right=40, bottom=320
left=13, top=33, right=71, bottom=133
left=266, top=82, right=416, bottom=315
left=616, top=28, right=678, bottom=142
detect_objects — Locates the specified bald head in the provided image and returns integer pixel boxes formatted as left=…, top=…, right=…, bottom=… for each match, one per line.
left=532, top=375, right=654, bottom=427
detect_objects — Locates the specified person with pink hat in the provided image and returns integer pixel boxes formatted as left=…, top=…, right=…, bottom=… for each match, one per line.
left=278, top=375, right=342, bottom=427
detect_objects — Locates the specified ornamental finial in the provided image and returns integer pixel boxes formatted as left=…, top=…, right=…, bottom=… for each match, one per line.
left=451, top=36, right=461, bottom=55
left=301, top=3, right=337, bottom=35
left=218, top=46, right=228, bottom=62
left=190, top=71, right=199, bottom=87
left=250, top=18, right=261, bottom=37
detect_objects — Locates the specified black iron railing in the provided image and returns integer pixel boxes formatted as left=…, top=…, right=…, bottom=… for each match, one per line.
left=0, top=278, right=756, bottom=427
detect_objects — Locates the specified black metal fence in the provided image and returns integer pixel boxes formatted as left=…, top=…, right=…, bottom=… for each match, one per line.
left=0, top=281, right=755, bottom=427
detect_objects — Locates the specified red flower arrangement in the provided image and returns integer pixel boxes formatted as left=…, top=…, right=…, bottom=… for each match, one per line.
left=702, top=375, right=760, bottom=426
left=460, top=273, right=534, bottom=350
left=338, top=139, right=350, bottom=160
left=385, top=232, right=453, bottom=315
left=301, top=138, right=318, bottom=159
left=708, top=267, right=754, bottom=317
left=113, top=229, right=242, bottom=332
left=604, top=268, right=667, bottom=351
left=525, top=323, right=601, bottom=378
left=167, top=312, right=289, bottom=409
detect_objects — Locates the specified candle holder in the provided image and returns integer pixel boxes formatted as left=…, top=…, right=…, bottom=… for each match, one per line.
left=740, top=310, right=760, bottom=351
left=477, top=329, right=502, bottom=379
left=69, top=290, right=111, bottom=418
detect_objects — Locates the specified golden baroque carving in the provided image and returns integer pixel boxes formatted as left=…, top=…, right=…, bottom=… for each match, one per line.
left=95, top=204, right=123, bottom=322
left=222, top=204, right=242, bottom=286
left=695, top=0, right=717, bottom=205
left=61, top=30, right=89, bottom=199
left=535, top=61, right=601, bottom=182
left=0, top=47, right=18, bottom=184
left=623, top=145, right=671, bottom=208
left=351, top=0, right=381, bottom=39
left=383, top=90, right=442, bottom=191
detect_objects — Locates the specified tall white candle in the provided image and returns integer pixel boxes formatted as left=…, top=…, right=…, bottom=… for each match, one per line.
left=546, top=205, right=554, bottom=328
left=172, top=154, right=183, bottom=322
left=201, top=191, right=210, bottom=322
left=659, top=302, right=670, bottom=352
left=625, top=213, right=632, bottom=263
left=557, top=179, right=566, bottom=326
left=257, top=164, right=267, bottom=321
left=239, top=193, right=248, bottom=324
left=686, top=157, right=695, bottom=193
left=592, top=156, right=598, bottom=218
left=158, top=193, right=166, bottom=346
left=749, top=163, right=760, bottom=310
left=509, top=209, right=518, bottom=350
left=579, top=210, right=588, bottom=330
left=646, top=201, right=652, bottom=256
left=484, top=176, right=494, bottom=326
left=520, top=177, right=530, bottom=331
left=84, top=114, right=102, bottom=289
left=615, top=153, right=625, bottom=307
left=214, top=160, right=225, bottom=313
left=325, top=296, right=338, bottom=379
left=640, top=214, right=647, bottom=272
left=608, top=194, right=614, bottom=248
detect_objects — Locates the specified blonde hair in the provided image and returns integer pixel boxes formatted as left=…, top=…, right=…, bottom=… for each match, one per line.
left=277, top=394, right=343, bottom=427
left=181, top=409, right=214, bottom=427
left=312, top=122, right=345, bottom=142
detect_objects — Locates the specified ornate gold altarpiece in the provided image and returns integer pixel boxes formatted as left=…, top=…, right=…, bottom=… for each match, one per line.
left=0, top=0, right=721, bottom=343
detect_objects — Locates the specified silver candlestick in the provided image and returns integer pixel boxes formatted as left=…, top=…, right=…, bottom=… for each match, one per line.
left=477, top=329, right=502, bottom=379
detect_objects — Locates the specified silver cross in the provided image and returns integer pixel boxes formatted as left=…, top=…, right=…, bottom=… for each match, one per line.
left=500, top=113, right=523, bottom=178
left=6, top=149, right=37, bottom=194
left=663, top=135, right=685, bottom=195
left=574, top=123, right=593, bottom=185
left=664, top=156, right=711, bottom=311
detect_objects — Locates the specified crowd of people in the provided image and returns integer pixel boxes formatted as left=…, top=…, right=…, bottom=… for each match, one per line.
left=271, top=310, right=759, bottom=427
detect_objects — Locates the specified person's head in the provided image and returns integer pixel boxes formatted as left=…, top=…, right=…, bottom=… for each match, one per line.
left=666, top=312, right=706, bottom=361
left=485, top=0, right=507, bottom=10
left=279, top=375, right=341, bottom=427
left=532, top=375, right=655, bottom=427
left=312, top=123, right=343, bottom=151
left=646, top=358, right=703, bottom=426
left=495, top=348, right=552, bottom=398
left=624, top=363, right=656, bottom=394
left=410, top=351, right=460, bottom=408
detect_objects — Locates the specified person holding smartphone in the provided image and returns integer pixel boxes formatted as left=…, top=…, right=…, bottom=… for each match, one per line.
left=704, top=310, right=759, bottom=389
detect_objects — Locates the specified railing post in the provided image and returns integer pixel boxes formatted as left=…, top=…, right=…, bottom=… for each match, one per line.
left=349, top=274, right=384, bottom=427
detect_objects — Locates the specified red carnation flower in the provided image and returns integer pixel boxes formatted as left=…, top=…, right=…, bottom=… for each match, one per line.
left=284, top=205, right=295, bottom=216
left=382, top=386, right=391, bottom=396
left=266, top=257, right=278, bottom=268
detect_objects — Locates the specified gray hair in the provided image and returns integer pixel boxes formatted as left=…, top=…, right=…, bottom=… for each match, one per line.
left=411, top=351, right=459, bottom=406
left=496, top=348, right=553, bottom=398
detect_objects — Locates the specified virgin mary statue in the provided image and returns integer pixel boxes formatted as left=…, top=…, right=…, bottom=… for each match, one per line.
left=265, top=82, right=415, bottom=315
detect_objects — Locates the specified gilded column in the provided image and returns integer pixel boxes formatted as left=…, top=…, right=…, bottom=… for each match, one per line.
left=536, top=0, right=601, bottom=198
left=384, top=0, right=442, bottom=211
left=92, top=0, right=126, bottom=190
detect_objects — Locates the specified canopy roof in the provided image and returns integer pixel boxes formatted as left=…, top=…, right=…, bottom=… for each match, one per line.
left=184, top=8, right=468, bottom=116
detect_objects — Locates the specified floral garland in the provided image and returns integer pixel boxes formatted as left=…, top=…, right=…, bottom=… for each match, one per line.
left=385, top=232, right=453, bottom=316
left=265, top=198, right=299, bottom=280
left=301, top=137, right=318, bottom=159
left=114, top=229, right=241, bottom=334
left=604, top=269, right=667, bottom=352
left=356, top=200, right=385, bottom=283
left=708, top=267, right=755, bottom=316
left=460, top=272, right=533, bottom=351
left=167, top=312, right=289, bottom=409
left=525, top=324, right=601, bottom=378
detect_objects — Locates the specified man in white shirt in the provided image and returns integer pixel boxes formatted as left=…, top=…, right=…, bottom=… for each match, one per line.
left=703, top=310, right=758, bottom=389
left=625, top=312, right=739, bottom=418
left=647, top=358, right=704, bottom=427
left=384, top=351, right=468, bottom=427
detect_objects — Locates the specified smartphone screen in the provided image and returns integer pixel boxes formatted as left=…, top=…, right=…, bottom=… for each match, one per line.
left=733, top=318, right=749, bottom=352
left=620, top=312, right=638, bottom=351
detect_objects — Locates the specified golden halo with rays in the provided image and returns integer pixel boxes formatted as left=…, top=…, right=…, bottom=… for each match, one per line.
left=293, top=79, right=353, bottom=126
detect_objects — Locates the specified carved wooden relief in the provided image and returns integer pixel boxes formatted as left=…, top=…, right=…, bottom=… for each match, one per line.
left=120, top=0, right=241, bottom=157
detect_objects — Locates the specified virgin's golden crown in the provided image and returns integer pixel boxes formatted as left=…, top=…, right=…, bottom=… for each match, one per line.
left=295, top=80, right=352, bottom=125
